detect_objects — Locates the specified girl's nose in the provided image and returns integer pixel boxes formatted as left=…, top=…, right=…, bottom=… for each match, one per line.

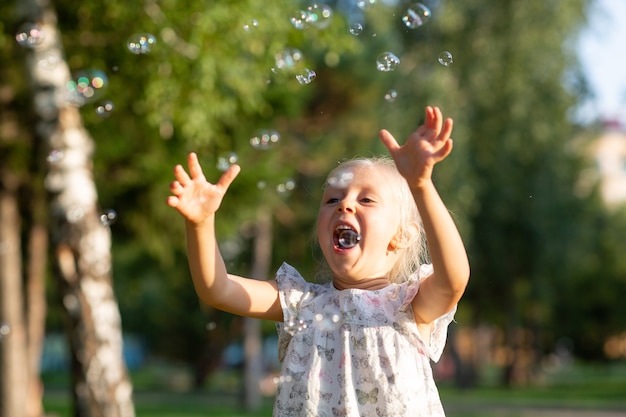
left=336, top=202, right=355, bottom=213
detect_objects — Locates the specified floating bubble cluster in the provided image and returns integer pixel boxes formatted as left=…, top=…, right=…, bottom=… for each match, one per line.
left=95, top=101, right=114, bottom=117
left=216, top=152, right=239, bottom=171
left=277, top=179, right=296, bottom=194
left=357, top=0, right=377, bottom=10
left=296, top=68, right=316, bottom=85
left=37, top=51, right=61, bottom=70
left=284, top=319, right=308, bottom=335
left=65, top=70, right=108, bottom=106
left=127, top=33, right=156, bottom=55
left=272, top=375, right=293, bottom=385
left=99, top=209, right=118, bottom=226
left=274, top=47, right=303, bottom=71
left=15, top=23, right=45, bottom=48
left=402, top=3, right=431, bottom=29
left=438, top=51, right=453, bottom=66
left=291, top=3, right=333, bottom=30
left=314, top=311, right=342, bottom=332
left=306, top=3, right=333, bottom=29
left=327, top=171, right=354, bottom=188
left=250, top=129, right=281, bottom=150
left=376, top=52, right=400, bottom=72
left=384, top=89, right=398, bottom=102
left=66, top=206, right=86, bottom=223
left=46, top=150, right=64, bottom=164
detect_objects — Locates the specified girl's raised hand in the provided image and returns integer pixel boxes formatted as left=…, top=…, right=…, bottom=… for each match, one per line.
left=167, top=152, right=240, bottom=225
left=379, top=106, right=454, bottom=189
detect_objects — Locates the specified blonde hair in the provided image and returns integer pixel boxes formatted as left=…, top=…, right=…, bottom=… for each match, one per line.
left=314, top=156, right=428, bottom=284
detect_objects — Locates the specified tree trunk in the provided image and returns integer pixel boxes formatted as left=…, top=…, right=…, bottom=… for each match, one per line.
left=17, top=0, right=135, bottom=415
left=0, top=177, right=29, bottom=417
left=25, top=220, right=48, bottom=417
left=243, top=208, right=273, bottom=411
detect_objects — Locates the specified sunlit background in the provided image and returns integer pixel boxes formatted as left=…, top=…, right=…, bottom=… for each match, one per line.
left=1, top=0, right=625, bottom=416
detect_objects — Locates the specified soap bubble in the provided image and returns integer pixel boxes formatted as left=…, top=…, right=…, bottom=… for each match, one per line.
left=216, top=152, right=239, bottom=171
left=37, top=51, right=61, bottom=70
left=376, top=52, right=400, bottom=72
left=99, top=209, right=118, bottom=226
left=296, top=68, right=316, bottom=85
left=250, top=129, right=280, bottom=150
left=402, top=3, right=431, bottom=29
left=95, top=101, right=114, bottom=117
left=243, top=19, right=259, bottom=32
left=291, top=3, right=333, bottom=30
left=277, top=179, right=296, bottom=194
left=438, top=51, right=453, bottom=66
left=290, top=10, right=309, bottom=30
left=272, top=375, right=293, bottom=385
left=274, top=48, right=303, bottom=71
left=284, top=319, right=308, bottom=336
left=314, top=306, right=342, bottom=332
left=384, top=89, right=398, bottom=102
left=47, top=150, right=65, bottom=164
left=349, top=23, right=363, bottom=36
left=15, top=23, right=45, bottom=48
left=0, top=323, right=10, bottom=341
left=306, top=3, right=333, bottom=29
left=127, top=33, right=156, bottom=55
left=65, top=69, right=108, bottom=106
left=327, top=171, right=354, bottom=188
left=66, top=206, right=85, bottom=223
left=357, top=0, right=376, bottom=10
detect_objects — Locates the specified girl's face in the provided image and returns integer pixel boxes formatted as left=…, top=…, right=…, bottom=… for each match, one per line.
left=317, top=164, right=403, bottom=288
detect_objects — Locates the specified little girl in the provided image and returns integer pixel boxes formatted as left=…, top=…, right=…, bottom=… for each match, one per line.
left=167, top=106, right=470, bottom=416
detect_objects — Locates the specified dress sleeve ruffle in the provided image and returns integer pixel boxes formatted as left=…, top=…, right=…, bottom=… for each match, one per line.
left=274, top=262, right=309, bottom=362
left=400, top=264, right=457, bottom=363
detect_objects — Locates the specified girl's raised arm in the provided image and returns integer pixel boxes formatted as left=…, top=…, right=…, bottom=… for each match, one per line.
left=168, top=152, right=283, bottom=321
left=379, top=107, right=470, bottom=324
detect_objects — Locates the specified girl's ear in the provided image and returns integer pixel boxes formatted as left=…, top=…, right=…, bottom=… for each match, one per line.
left=389, top=223, right=420, bottom=250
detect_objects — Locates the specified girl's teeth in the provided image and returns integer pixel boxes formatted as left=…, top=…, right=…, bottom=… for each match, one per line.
left=337, top=229, right=360, bottom=249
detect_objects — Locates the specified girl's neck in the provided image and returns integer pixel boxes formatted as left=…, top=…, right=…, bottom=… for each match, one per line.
left=332, top=276, right=390, bottom=291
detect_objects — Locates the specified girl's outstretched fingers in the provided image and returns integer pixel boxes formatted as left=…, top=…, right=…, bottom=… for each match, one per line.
left=217, top=163, right=241, bottom=191
left=187, top=152, right=206, bottom=181
left=378, top=129, right=401, bottom=154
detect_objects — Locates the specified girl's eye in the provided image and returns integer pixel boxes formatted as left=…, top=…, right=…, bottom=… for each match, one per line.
left=360, top=197, right=374, bottom=203
left=325, top=197, right=340, bottom=204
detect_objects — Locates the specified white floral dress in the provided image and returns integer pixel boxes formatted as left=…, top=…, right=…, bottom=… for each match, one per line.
left=274, top=263, right=456, bottom=417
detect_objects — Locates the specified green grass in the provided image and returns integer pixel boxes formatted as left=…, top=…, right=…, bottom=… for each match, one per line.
left=42, top=362, right=626, bottom=417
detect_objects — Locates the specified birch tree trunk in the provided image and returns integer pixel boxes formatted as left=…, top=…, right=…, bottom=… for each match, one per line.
left=0, top=177, right=29, bottom=417
left=17, top=0, right=135, bottom=415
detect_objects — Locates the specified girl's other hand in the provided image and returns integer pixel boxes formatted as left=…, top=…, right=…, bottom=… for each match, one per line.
left=379, top=106, right=453, bottom=188
left=167, top=152, right=240, bottom=225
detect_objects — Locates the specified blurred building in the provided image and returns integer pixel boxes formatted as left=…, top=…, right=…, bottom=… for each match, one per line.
left=589, top=119, right=626, bottom=207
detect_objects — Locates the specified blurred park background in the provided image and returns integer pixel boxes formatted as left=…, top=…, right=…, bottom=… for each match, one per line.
left=1, top=0, right=626, bottom=416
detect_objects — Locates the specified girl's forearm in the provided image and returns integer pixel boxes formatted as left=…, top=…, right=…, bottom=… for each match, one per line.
left=184, top=216, right=229, bottom=306
left=412, top=181, right=470, bottom=293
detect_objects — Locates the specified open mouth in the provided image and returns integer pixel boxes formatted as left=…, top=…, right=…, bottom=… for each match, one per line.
left=334, top=224, right=361, bottom=249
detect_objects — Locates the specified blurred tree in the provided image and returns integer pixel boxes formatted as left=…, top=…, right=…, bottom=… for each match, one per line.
left=4, top=0, right=135, bottom=416
left=414, top=0, right=612, bottom=384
